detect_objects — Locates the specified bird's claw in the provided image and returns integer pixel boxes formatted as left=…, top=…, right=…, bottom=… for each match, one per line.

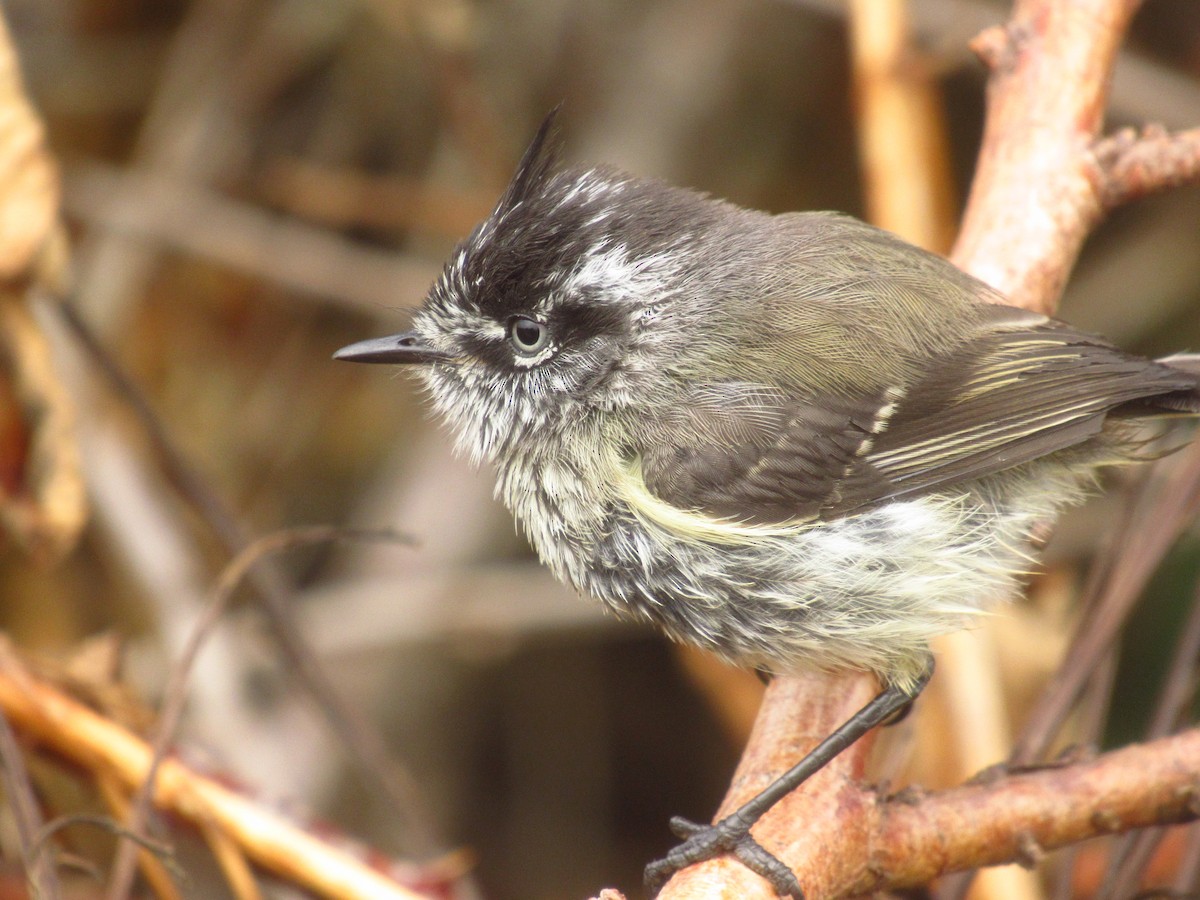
left=644, top=814, right=805, bottom=899
left=667, top=815, right=707, bottom=840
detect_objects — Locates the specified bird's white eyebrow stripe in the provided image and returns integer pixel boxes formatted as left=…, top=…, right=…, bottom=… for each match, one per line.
left=478, top=320, right=505, bottom=338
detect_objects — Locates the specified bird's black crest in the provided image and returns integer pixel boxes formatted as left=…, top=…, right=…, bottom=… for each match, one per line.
left=493, top=107, right=562, bottom=219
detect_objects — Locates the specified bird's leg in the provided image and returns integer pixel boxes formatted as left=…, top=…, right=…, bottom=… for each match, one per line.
left=644, top=660, right=934, bottom=898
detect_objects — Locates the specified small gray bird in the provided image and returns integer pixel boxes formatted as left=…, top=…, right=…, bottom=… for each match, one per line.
left=336, top=115, right=1200, bottom=897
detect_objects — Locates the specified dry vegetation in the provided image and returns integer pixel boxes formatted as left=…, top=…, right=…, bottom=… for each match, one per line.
left=0, top=1, right=1199, bottom=899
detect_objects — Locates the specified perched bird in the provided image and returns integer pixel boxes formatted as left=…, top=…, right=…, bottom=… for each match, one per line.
left=335, top=114, right=1200, bottom=896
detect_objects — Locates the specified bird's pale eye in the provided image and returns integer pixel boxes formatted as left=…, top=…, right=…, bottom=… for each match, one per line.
left=509, top=316, right=550, bottom=356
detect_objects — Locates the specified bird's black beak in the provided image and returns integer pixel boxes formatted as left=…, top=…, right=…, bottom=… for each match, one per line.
left=333, top=331, right=449, bottom=365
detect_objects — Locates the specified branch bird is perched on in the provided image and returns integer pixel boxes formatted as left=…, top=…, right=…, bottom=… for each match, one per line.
left=336, top=114, right=1200, bottom=897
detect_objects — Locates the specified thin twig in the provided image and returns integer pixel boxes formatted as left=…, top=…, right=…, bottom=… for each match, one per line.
left=1098, top=827, right=1165, bottom=900
left=198, top=815, right=265, bottom=900
left=105, top=525, right=411, bottom=900
left=0, top=658, right=430, bottom=900
left=1011, top=442, right=1200, bottom=765
left=0, top=704, right=60, bottom=899
left=52, top=297, right=446, bottom=862
left=34, top=814, right=177, bottom=864
left=1096, top=561, right=1200, bottom=897
left=1046, top=648, right=1117, bottom=900
left=95, top=776, right=184, bottom=900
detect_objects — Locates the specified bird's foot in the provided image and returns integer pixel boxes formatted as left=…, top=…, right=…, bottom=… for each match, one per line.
left=643, top=813, right=804, bottom=899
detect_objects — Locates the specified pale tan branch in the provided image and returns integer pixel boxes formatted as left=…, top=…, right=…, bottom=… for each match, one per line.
left=847, top=0, right=957, bottom=252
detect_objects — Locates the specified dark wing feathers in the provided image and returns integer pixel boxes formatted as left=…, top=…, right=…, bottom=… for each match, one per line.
left=642, top=391, right=895, bottom=524
left=639, top=321, right=1200, bottom=526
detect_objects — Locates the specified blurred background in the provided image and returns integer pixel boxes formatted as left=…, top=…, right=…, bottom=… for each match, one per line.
left=1, top=0, right=1200, bottom=898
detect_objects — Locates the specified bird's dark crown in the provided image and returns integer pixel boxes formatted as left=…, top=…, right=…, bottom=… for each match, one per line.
left=435, top=114, right=727, bottom=318
left=417, top=110, right=732, bottom=380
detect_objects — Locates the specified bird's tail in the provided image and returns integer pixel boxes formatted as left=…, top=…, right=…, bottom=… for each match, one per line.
left=1152, top=353, right=1200, bottom=413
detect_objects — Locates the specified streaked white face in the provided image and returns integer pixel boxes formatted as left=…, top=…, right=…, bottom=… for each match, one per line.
left=403, top=158, right=716, bottom=467
left=409, top=249, right=663, bottom=467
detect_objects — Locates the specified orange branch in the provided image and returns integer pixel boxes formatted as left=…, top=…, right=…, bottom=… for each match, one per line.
left=952, top=0, right=1141, bottom=313
left=0, top=655, right=430, bottom=900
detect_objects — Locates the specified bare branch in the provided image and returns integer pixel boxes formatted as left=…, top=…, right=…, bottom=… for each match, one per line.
left=0, top=645, right=433, bottom=900
left=952, top=0, right=1140, bottom=313
left=656, top=672, right=883, bottom=898
left=859, top=728, right=1200, bottom=893
left=107, top=525, right=412, bottom=900
left=1091, top=125, right=1200, bottom=211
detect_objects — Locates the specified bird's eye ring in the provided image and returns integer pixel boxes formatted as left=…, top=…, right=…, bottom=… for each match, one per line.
left=509, top=316, right=550, bottom=356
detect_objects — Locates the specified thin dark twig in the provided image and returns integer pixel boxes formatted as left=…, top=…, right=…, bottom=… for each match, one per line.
left=52, top=296, right=445, bottom=855
left=1099, top=561, right=1200, bottom=897
left=1048, top=647, right=1119, bottom=900
left=1146, top=583, right=1200, bottom=741
left=1100, top=827, right=1166, bottom=900
left=34, top=814, right=177, bottom=869
left=942, top=640, right=1125, bottom=900
left=1012, top=474, right=1154, bottom=765
left=1049, top=818, right=1086, bottom=900
left=1012, top=442, right=1200, bottom=764
left=0, top=705, right=61, bottom=899
left=104, top=525, right=411, bottom=900
left=1078, top=646, right=1121, bottom=747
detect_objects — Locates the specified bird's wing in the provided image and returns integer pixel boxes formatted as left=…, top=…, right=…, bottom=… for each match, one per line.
left=638, top=318, right=1199, bottom=526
